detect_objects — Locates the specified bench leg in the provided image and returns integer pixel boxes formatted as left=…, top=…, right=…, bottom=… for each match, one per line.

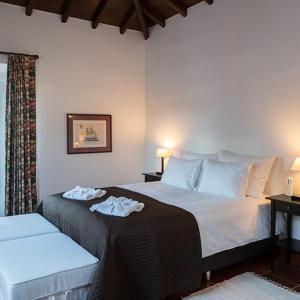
left=64, top=291, right=68, bottom=300
left=206, top=271, right=211, bottom=281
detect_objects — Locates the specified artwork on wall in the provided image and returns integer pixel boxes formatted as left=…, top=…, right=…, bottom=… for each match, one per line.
left=67, top=114, right=112, bottom=154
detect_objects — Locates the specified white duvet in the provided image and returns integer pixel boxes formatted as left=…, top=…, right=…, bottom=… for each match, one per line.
left=119, top=182, right=285, bottom=258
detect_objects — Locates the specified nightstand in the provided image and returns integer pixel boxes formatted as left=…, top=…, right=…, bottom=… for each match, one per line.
left=266, top=194, right=300, bottom=271
left=142, top=172, right=162, bottom=183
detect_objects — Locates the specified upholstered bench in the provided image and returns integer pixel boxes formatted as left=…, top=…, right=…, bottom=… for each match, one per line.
left=0, top=213, right=59, bottom=242
left=0, top=232, right=99, bottom=300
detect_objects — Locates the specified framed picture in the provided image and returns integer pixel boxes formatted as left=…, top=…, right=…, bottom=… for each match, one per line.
left=67, top=114, right=112, bottom=154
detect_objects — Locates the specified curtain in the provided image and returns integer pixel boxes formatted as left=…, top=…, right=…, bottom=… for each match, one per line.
left=5, top=54, right=37, bottom=215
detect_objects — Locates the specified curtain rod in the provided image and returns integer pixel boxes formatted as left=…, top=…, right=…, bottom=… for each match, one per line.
left=0, top=51, right=39, bottom=59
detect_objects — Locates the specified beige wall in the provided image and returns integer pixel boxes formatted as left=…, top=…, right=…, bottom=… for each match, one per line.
left=145, top=0, right=300, bottom=236
left=0, top=2, right=146, bottom=204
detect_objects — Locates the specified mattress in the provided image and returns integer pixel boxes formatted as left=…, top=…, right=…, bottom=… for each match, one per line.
left=120, top=182, right=285, bottom=257
left=0, top=232, right=99, bottom=300
left=0, top=213, right=59, bottom=242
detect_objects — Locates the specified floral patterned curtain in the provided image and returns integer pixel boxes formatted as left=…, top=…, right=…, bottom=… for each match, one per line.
left=5, top=54, right=37, bottom=215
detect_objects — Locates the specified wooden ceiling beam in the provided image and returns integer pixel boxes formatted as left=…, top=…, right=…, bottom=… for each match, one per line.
left=164, top=0, right=187, bottom=17
left=92, top=0, right=109, bottom=29
left=143, top=7, right=165, bottom=28
left=1, top=0, right=213, bottom=34
left=61, top=0, right=72, bottom=23
left=132, top=0, right=149, bottom=40
left=119, top=5, right=135, bottom=34
left=25, top=0, right=34, bottom=16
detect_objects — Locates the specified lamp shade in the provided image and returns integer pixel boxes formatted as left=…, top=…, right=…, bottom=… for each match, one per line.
left=156, top=148, right=169, bottom=158
left=291, top=157, right=300, bottom=172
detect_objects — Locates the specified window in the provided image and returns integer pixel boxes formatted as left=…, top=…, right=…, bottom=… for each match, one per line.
left=0, top=58, right=7, bottom=216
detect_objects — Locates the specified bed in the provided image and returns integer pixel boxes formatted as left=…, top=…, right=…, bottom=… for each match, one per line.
left=37, top=181, right=285, bottom=300
left=120, top=181, right=286, bottom=279
left=119, top=181, right=285, bottom=259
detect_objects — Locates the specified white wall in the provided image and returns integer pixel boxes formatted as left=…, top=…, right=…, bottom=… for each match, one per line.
left=2, top=0, right=300, bottom=234
left=0, top=3, right=145, bottom=201
left=145, top=0, right=300, bottom=235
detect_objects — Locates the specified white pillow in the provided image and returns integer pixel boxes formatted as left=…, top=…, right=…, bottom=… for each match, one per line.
left=174, top=149, right=218, bottom=161
left=161, top=156, right=202, bottom=190
left=219, top=150, right=275, bottom=199
left=197, top=160, right=252, bottom=199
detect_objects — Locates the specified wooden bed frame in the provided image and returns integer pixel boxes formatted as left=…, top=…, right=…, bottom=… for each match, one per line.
left=201, top=238, right=272, bottom=273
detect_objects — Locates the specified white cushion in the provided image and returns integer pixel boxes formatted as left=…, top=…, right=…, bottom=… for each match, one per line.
left=161, top=156, right=202, bottom=190
left=0, top=213, right=59, bottom=242
left=197, top=160, right=252, bottom=199
left=0, top=233, right=99, bottom=300
left=219, top=150, right=275, bottom=199
left=174, top=149, right=218, bottom=161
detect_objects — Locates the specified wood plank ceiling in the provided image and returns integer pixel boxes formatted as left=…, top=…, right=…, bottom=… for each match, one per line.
left=0, top=0, right=214, bottom=39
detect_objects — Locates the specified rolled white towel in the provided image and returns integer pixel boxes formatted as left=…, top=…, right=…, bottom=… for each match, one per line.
left=90, top=196, right=145, bottom=217
left=63, top=186, right=107, bottom=200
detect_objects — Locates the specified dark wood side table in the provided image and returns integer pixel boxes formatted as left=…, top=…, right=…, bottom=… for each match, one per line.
left=142, top=172, right=162, bottom=183
left=266, top=194, right=300, bottom=271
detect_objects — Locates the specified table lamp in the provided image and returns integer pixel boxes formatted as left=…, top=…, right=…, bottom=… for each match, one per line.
left=290, top=157, right=300, bottom=199
left=156, top=148, right=169, bottom=175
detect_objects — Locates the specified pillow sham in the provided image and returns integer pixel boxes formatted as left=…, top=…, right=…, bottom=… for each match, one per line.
left=175, top=149, right=218, bottom=161
left=161, top=156, right=202, bottom=190
left=219, top=150, right=275, bottom=199
left=197, top=160, right=252, bottom=199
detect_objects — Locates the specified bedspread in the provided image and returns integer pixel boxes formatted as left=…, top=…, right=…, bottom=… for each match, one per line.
left=36, top=187, right=202, bottom=300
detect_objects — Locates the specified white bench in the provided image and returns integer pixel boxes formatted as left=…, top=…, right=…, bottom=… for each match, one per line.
left=0, top=232, right=99, bottom=300
left=0, top=213, right=59, bottom=242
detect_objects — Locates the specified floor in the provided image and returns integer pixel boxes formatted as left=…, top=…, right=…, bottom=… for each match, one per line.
left=166, top=251, right=300, bottom=299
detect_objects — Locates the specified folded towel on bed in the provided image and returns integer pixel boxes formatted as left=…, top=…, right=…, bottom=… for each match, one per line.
left=63, top=186, right=106, bottom=200
left=89, top=196, right=145, bottom=217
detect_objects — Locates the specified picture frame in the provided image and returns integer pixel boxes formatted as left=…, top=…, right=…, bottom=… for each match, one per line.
left=67, top=114, right=112, bottom=154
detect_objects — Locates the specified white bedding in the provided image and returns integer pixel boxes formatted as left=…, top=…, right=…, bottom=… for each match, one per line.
left=119, top=182, right=285, bottom=258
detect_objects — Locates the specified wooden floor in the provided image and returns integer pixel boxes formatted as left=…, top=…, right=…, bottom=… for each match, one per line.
left=166, top=251, right=300, bottom=299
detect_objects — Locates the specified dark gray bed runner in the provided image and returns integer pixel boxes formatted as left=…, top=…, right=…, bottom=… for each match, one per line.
left=37, top=187, right=202, bottom=300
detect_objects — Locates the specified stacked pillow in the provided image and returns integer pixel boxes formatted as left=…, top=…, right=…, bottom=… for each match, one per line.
left=218, top=150, right=275, bottom=199
left=196, top=159, right=252, bottom=199
left=174, top=149, right=218, bottom=161
left=161, top=156, right=202, bottom=190
left=162, top=150, right=218, bottom=190
left=161, top=149, right=275, bottom=200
